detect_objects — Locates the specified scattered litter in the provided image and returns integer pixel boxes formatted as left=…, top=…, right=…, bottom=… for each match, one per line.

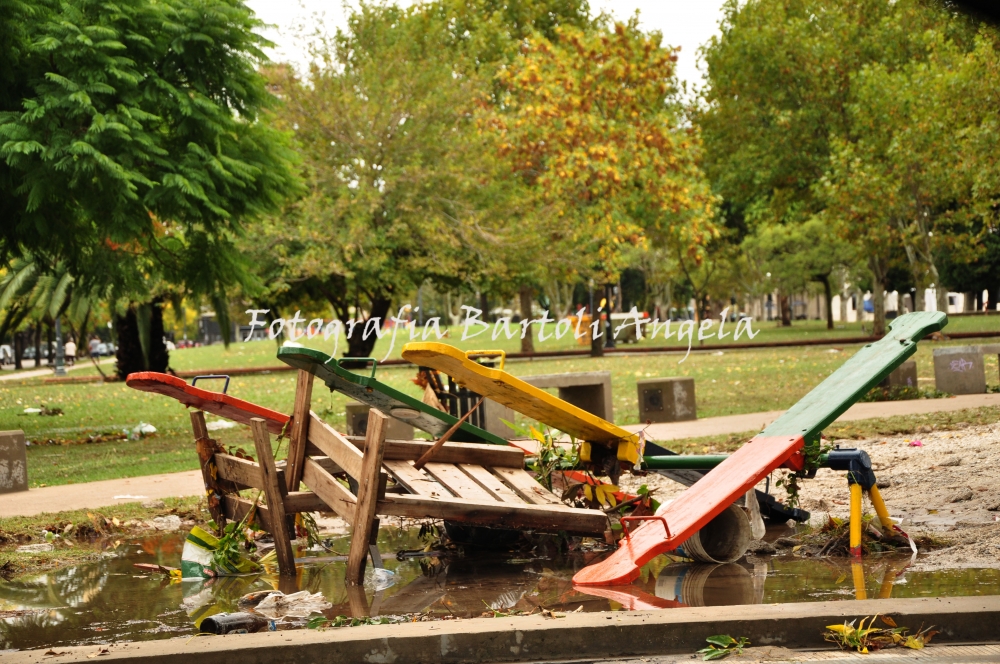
left=908, top=440, right=923, bottom=447
left=16, top=543, right=53, bottom=553
left=181, top=526, right=260, bottom=578
left=199, top=612, right=276, bottom=635
left=140, top=499, right=165, bottom=509
left=113, top=494, right=148, bottom=500
left=254, top=591, right=332, bottom=618
left=150, top=515, right=182, bottom=531
left=22, top=408, right=41, bottom=414
left=238, top=590, right=282, bottom=608
left=124, top=422, right=156, bottom=440
left=365, top=567, right=396, bottom=592
left=133, top=564, right=181, bottom=579
left=205, top=420, right=238, bottom=431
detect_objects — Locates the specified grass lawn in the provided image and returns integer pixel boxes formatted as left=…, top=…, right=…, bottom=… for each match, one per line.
left=1, top=318, right=997, bottom=488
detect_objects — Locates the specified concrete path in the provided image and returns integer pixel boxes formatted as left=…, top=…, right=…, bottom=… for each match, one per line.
left=3, top=393, right=998, bottom=519
left=0, top=358, right=115, bottom=382
left=0, top=470, right=203, bottom=518
left=622, top=393, right=1000, bottom=442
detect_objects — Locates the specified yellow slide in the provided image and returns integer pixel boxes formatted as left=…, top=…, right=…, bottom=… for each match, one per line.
left=401, top=342, right=640, bottom=464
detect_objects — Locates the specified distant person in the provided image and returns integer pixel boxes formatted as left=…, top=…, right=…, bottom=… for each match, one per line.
left=89, top=336, right=100, bottom=360
left=64, top=338, right=76, bottom=366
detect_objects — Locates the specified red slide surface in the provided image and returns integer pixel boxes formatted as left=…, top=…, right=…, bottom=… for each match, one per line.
left=572, top=434, right=804, bottom=586
left=126, top=372, right=289, bottom=435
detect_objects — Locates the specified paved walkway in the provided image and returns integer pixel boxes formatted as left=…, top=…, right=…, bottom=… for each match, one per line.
left=622, top=392, right=1000, bottom=441
left=2, top=394, right=999, bottom=519
left=0, top=358, right=115, bottom=382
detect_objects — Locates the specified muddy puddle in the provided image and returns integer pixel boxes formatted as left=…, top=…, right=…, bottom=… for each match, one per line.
left=3, top=527, right=1000, bottom=651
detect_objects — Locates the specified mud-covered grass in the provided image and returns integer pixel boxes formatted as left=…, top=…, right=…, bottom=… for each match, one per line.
left=0, top=496, right=206, bottom=578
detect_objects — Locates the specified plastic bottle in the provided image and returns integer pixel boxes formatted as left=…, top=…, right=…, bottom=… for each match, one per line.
left=199, top=612, right=276, bottom=635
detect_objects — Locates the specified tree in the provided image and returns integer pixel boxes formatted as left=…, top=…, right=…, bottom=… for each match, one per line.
left=0, top=0, right=297, bottom=315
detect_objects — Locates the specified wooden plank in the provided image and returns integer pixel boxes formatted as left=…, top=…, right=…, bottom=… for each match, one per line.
left=383, top=460, right=453, bottom=498
left=491, top=467, right=565, bottom=506
left=283, top=491, right=328, bottom=514
left=346, top=436, right=524, bottom=469
left=346, top=408, right=389, bottom=586
left=458, top=463, right=525, bottom=504
left=301, top=458, right=357, bottom=524
left=250, top=418, right=296, bottom=577
left=377, top=493, right=606, bottom=534
left=309, top=411, right=365, bottom=480
left=423, top=463, right=498, bottom=502
left=213, top=453, right=279, bottom=491
left=285, top=370, right=315, bottom=491
left=192, top=411, right=236, bottom=529
left=221, top=495, right=272, bottom=533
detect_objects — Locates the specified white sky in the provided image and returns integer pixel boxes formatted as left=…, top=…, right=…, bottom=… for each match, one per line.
left=245, top=0, right=728, bottom=89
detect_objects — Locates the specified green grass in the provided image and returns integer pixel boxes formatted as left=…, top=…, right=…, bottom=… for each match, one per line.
left=1, top=323, right=997, bottom=488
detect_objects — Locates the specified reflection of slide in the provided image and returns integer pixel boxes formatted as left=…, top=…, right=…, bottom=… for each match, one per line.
left=277, top=347, right=506, bottom=445
left=126, top=372, right=289, bottom=434
left=401, top=343, right=641, bottom=463
left=573, top=311, right=947, bottom=586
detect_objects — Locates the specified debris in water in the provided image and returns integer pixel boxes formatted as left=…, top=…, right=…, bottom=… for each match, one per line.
left=365, top=567, right=396, bottom=591
left=254, top=591, right=332, bottom=618
left=199, top=612, right=276, bottom=635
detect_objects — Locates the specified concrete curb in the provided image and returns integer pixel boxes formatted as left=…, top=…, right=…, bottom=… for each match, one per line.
left=8, top=596, right=1000, bottom=664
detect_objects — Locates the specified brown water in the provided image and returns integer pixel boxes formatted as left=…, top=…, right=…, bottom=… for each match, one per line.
left=2, top=528, right=1000, bottom=652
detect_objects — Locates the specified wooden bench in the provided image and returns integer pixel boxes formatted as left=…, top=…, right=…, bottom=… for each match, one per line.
left=128, top=370, right=607, bottom=583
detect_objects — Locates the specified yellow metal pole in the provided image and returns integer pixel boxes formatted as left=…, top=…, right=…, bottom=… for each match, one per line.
left=851, top=562, right=868, bottom=600
left=868, top=485, right=895, bottom=531
left=849, top=483, right=863, bottom=557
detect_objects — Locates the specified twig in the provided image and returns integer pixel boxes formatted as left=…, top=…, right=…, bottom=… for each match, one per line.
left=413, top=397, right=484, bottom=470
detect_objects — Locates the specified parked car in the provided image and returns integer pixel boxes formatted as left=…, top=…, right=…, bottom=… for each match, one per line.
left=22, top=346, right=36, bottom=360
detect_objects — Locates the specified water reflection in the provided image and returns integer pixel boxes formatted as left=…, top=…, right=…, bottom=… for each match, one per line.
left=3, top=529, right=1000, bottom=651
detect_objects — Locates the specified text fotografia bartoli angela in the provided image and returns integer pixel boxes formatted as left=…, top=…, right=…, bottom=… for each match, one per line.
left=244, top=306, right=759, bottom=363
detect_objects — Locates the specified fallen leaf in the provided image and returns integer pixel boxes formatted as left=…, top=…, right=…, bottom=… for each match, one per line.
left=903, top=635, right=924, bottom=650
left=881, top=615, right=897, bottom=628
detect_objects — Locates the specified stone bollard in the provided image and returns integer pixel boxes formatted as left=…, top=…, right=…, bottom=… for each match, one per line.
left=522, top=371, right=614, bottom=423
left=933, top=347, right=986, bottom=395
left=344, top=402, right=415, bottom=440
left=637, top=377, right=697, bottom=423
left=0, top=430, right=28, bottom=494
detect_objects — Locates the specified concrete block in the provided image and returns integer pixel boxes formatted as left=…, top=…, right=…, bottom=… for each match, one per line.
left=637, top=377, right=696, bottom=423
left=933, top=347, right=986, bottom=395
left=344, top=402, right=415, bottom=440
left=480, top=399, right=516, bottom=439
left=880, top=359, right=918, bottom=389
left=0, top=430, right=28, bottom=494
left=522, top=371, right=614, bottom=423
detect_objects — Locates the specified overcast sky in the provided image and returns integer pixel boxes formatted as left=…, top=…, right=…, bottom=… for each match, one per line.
left=245, top=0, right=729, bottom=89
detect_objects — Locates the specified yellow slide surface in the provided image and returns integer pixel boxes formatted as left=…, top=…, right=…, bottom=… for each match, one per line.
left=402, top=342, right=639, bottom=463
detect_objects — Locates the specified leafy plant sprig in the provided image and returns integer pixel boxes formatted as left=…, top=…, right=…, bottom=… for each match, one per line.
left=697, top=635, right=750, bottom=660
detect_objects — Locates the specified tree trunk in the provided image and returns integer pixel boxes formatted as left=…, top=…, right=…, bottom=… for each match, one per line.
left=869, top=257, right=887, bottom=336
left=14, top=331, right=23, bottom=370
left=519, top=286, right=534, bottom=354
left=46, top=323, right=54, bottom=364
left=33, top=324, right=41, bottom=367
left=346, top=295, right=392, bottom=357
left=779, top=293, right=791, bottom=327
left=989, top=286, right=999, bottom=313
left=479, top=292, right=490, bottom=323
left=822, top=278, right=834, bottom=330
left=604, top=284, right=616, bottom=348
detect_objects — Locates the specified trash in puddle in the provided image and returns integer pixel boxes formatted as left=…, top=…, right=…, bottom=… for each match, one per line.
left=16, top=543, right=54, bottom=553
left=253, top=591, right=333, bottom=618
left=365, top=567, right=396, bottom=592
left=133, top=564, right=181, bottom=580
left=199, top=612, right=276, bottom=635
left=205, top=420, right=238, bottom=431
left=237, top=590, right=282, bottom=608
left=181, top=526, right=260, bottom=578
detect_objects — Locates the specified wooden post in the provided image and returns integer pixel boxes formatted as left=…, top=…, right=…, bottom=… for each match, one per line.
left=250, top=417, right=297, bottom=577
left=285, top=370, right=314, bottom=492
left=191, top=411, right=231, bottom=531
left=346, top=408, right=388, bottom=586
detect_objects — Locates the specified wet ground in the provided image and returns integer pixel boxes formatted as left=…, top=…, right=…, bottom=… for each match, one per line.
left=3, top=526, right=1000, bottom=652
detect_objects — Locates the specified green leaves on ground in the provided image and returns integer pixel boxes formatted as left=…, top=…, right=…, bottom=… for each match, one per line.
left=824, top=615, right=938, bottom=654
left=697, top=635, right=749, bottom=660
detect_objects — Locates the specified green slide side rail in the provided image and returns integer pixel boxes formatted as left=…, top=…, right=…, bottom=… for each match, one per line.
left=276, top=347, right=508, bottom=446
left=761, top=311, right=947, bottom=443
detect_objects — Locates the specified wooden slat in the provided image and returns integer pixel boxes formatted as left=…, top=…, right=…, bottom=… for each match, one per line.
left=458, top=463, right=525, bottom=504
left=309, top=411, right=365, bottom=480
left=491, top=467, right=565, bottom=506
left=377, top=493, right=606, bottom=534
left=347, top=409, right=389, bottom=586
left=302, top=458, right=357, bottom=524
left=192, top=411, right=236, bottom=529
left=423, top=463, right=498, bottom=502
left=213, top=453, right=283, bottom=491
left=221, top=495, right=272, bottom=533
left=383, top=460, right=453, bottom=498
left=346, top=436, right=524, bottom=469
left=285, top=370, right=315, bottom=491
left=283, top=491, right=328, bottom=513
left=250, top=418, right=296, bottom=577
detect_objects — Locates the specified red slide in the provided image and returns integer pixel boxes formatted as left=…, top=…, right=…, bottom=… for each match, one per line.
left=573, top=434, right=804, bottom=586
left=126, top=372, right=289, bottom=435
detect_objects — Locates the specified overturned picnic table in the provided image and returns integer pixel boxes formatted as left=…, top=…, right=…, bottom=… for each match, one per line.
left=125, top=371, right=606, bottom=582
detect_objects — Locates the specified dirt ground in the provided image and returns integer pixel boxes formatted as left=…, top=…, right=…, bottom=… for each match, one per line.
left=620, top=421, right=1000, bottom=569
